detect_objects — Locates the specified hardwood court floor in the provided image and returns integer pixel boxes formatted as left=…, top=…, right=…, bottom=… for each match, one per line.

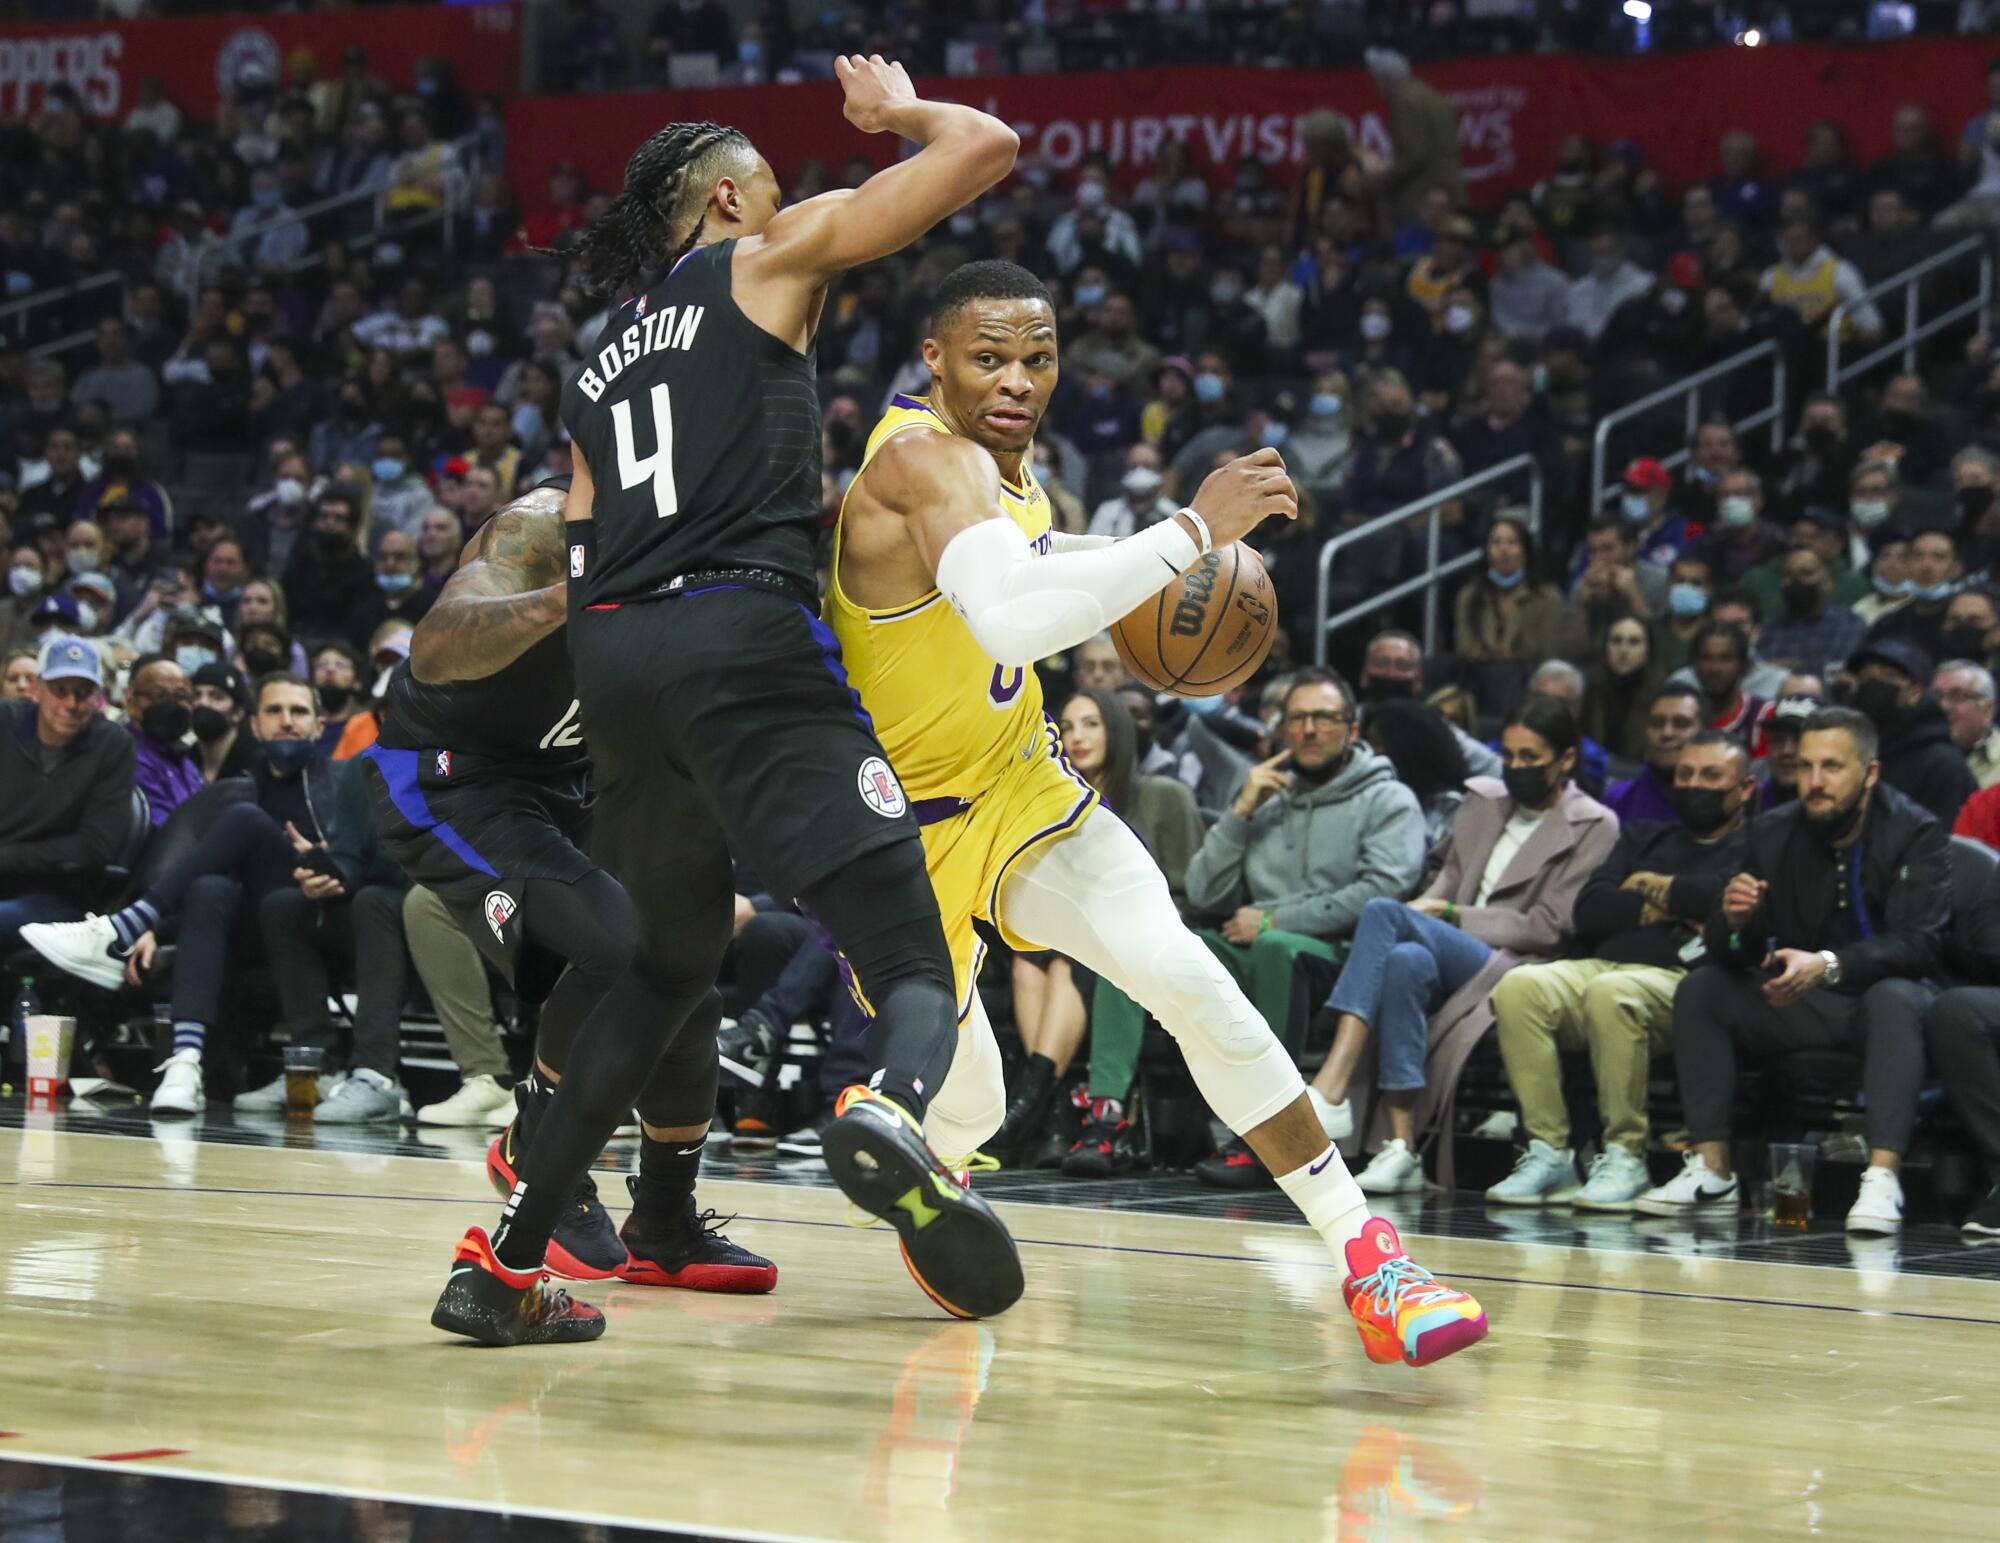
left=4, top=1122, right=1998, bottom=1541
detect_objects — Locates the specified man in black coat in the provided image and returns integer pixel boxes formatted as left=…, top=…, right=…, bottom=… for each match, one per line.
left=1846, top=638, right=1978, bottom=828
left=281, top=486, right=376, bottom=646
left=1636, top=708, right=1947, bottom=1236
left=1921, top=861, right=2000, bottom=1236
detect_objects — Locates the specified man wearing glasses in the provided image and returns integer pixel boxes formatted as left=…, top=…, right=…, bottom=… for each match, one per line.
left=1185, top=666, right=1428, bottom=1151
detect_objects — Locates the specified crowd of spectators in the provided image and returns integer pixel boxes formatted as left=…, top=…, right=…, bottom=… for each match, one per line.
left=2, top=29, right=1999, bottom=1230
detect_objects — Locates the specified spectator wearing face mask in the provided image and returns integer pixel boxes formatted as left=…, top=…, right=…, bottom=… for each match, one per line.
left=368, top=433, right=431, bottom=545
left=1564, top=227, right=1653, bottom=343
left=354, top=529, right=434, bottom=640
left=1455, top=513, right=1564, bottom=669
left=283, top=489, right=376, bottom=647
left=1489, top=224, right=1569, bottom=344
left=1776, top=393, right=1855, bottom=519
left=1605, top=684, right=1704, bottom=825
left=1660, top=553, right=1714, bottom=671
left=1343, top=297, right=1416, bottom=383
left=1565, top=517, right=1665, bottom=656
left=1359, top=630, right=1503, bottom=778
left=1165, top=352, right=1248, bottom=497
left=1045, top=167, right=1143, bottom=279
left=1704, top=467, right=1785, bottom=586
left=311, top=384, right=383, bottom=476
left=1758, top=547, right=1869, bottom=677
left=1865, top=527, right=1961, bottom=662
left=1615, top=457, right=1701, bottom=570
left=198, top=539, right=250, bottom=633
left=1283, top=371, right=1353, bottom=501
left=1845, top=639, right=1979, bottom=826
left=309, top=640, right=372, bottom=760
left=122, top=653, right=203, bottom=827
left=157, top=604, right=231, bottom=680
left=3, top=545, right=49, bottom=651
left=190, top=661, right=256, bottom=782
left=1086, top=445, right=1176, bottom=540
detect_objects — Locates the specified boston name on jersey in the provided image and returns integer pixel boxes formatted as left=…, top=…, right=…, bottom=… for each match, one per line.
left=572, top=300, right=705, bottom=404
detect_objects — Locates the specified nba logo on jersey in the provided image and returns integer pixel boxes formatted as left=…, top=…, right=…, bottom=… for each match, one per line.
left=484, top=889, right=516, bottom=942
left=435, top=750, right=452, bottom=777
left=570, top=544, right=585, bottom=578
left=858, top=756, right=906, bottom=818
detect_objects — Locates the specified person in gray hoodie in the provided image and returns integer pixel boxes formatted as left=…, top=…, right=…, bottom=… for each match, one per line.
left=1184, top=667, right=1427, bottom=1086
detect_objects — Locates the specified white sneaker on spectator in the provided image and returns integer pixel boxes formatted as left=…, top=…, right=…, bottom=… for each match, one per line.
left=20, top=914, right=127, bottom=990
left=1844, top=1166, right=1903, bottom=1236
left=1484, top=1139, right=1578, bottom=1205
left=417, top=1073, right=515, bottom=1127
left=1633, top=1151, right=1739, bottom=1216
left=313, top=1067, right=403, bottom=1124
left=234, top=1072, right=342, bottom=1112
left=1571, top=1146, right=1652, bottom=1211
left=1354, top=1139, right=1424, bottom=1195
left=1306, top=1087, right=1352, bottom=1142
left=150, top=1050, right=205, bottom=1117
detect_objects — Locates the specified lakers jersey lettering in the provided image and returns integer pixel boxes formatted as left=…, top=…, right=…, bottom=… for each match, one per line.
left=826, top=396, right=1053, bottom=804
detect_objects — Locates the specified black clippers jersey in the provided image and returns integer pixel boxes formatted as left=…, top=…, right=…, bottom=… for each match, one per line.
left=376, top=478, right=587, bottom=785
left=559, top=238, right=822, bottom=603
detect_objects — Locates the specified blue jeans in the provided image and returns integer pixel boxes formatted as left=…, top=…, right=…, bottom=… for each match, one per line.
left=0, top=894, right=85, bottom=958
left=1327, top=897, right=1494, bottom=1091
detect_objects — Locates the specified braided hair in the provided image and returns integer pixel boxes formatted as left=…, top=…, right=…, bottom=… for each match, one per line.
left=568, top=121, right=755, bottom=300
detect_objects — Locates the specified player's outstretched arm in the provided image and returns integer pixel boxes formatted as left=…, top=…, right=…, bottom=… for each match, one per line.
left=746, top=55, right=1017, bottom=286
left=877, top=436, right=1295, bottom=668
left=408, top=486, right=568, bottom=684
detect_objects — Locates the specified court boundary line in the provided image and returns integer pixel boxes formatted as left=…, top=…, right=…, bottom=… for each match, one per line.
left=14, top=1175, right=2000, bottom=1329
left=0, top=1449, right=830, bottom=1543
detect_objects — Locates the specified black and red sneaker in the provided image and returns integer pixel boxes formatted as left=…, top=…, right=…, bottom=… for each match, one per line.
left=1061, top=1099, right=1143, bottom=1179
left=485, top=1127, right=629, bottom=1281
left=615, top=1177, right=778, bottom=1293
left=430, top=1226, right=607, bottom=1346
left=1193, top=1136, right=1277, bottom=1191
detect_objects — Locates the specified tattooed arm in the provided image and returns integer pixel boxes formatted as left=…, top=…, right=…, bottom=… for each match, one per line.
left=408, top=487, right=569, bottom=684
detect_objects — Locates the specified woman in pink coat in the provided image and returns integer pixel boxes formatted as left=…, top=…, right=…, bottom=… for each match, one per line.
left=1309, top=695, right=1619, bottom=1193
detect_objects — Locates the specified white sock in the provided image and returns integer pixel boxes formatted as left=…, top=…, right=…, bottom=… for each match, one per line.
left=1306, top=1086, right=1345, bottom=1135
left=1274, top=1142, right=1373, bottom=1260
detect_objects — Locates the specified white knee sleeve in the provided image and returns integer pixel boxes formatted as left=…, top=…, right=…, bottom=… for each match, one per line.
left=1146, top=930, right=1304, bottom=1135
left=923, top=996, right=1007, bottom=1160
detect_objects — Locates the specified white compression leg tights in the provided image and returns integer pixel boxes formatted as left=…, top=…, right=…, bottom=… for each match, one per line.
left=997, top=811, right=1304, bottom=1137
left=922, top=990, right=1007, bottom=1163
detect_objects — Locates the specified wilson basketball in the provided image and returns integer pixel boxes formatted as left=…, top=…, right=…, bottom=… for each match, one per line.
left=1112, top=542, right=1277, bottom=698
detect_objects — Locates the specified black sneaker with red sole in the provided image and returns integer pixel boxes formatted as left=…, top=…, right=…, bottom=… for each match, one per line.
left=615, top=1177, right=778, bottom=1292
left=1193, top=1136, right=1277, bottom=1191
left=1061, top=1105, right=1145, bottom=1179
left=486, top=1126, right=630, bottom=1281
left=430, top=1226, right=607, bottom=1346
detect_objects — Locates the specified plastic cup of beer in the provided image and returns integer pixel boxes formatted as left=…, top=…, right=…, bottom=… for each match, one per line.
left=1768, top=1142, right=1816, bottom=1228
left=283, top=1046, right=323, bottom=1116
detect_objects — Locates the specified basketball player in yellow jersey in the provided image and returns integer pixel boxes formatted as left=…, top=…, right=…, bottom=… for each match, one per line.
left=829, top=260, right=1487, bottom=1367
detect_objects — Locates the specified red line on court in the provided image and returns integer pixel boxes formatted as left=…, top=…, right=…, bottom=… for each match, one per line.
left=0, top=1432, right=18, bottom=1438
left=89, top=1448, right=187, bottom=1462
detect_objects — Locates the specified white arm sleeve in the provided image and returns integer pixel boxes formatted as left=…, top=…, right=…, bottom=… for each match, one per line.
left=1048, top=531, right=1116, bottom=553
left=936, top=515, right=1201, bottom=667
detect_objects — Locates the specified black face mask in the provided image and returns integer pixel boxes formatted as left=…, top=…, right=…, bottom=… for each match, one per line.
left=1669, top=783, right=1737, bottom=836
left=1502, top=762, right=1557, bottom=808
left=1805, top=788, right=1869, bottom=847
left=1293, top=743, right=1350, bottom=786
left=1851, top=678, right=1905, bottom=731
left=139, top=700, right=190, bottom=743
left=263, top=737, right=315, bottom=778
left=1881, top=407, right=1918, bottom=441
left=1375, top=412, right=1412, bottom=442
left=315, top=530, right=353, bottom=562
left=1781, top=581, right=1823, bottom=619
left=317, top=682, right=352, bottom=715
left=190, top=704, right=233, bottom=743
left=1363, top=677, right=1416, bottom=704
left=1941, top=625, right=1991, bottom=663
left=103, top=453, right=138, bottom=478
left=1803, top=423, right=1841, bottom=457
left=1958, top=485, right=1994, bottom=522
left=242, top=648, right=285, bottom=679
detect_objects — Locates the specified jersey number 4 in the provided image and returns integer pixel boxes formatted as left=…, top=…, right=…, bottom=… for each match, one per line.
left=611, top=383, right=678, bottom=520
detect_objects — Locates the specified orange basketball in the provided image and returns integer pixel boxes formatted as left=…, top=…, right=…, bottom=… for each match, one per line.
left=1111, top=542, right=1277, bottom=698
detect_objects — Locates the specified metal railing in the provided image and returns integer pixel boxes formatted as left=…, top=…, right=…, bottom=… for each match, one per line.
left=1826, top=234, right=1992, bottom=391
left=1588, top=340, right=1785, bottom=512
left=1314, top=453, right=1544, bottom=663
left=0, top=271, right=122, bottom=350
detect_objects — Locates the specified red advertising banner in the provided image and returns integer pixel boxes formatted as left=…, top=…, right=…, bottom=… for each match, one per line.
left=505, top=37, right=1996, bottom=218
left=0, top=2, right=519, bottom=123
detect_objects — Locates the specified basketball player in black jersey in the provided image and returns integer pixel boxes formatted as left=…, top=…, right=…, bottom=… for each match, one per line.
left=432, top=55, right=1025, bottom=1343
left=381, top=480, right=775, bottom=1346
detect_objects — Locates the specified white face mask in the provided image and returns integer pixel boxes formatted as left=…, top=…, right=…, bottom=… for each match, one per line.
left=1850, top=497, right=1891, bottom=528
left=275, top=477, right=306, bottom=504
left=9, top=567, right=41, bottom=598
left=1360, top=312, right=1391, bottom=341
left=1443, top=304, right=1476, bottom=335
left=1122, top=468, right=1163, bottom=500
left=1718, top=495, right=1756, bottom=529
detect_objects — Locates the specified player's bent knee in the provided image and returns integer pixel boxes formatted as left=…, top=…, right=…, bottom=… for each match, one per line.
left=1148, top=930, right=1273, bottom=1068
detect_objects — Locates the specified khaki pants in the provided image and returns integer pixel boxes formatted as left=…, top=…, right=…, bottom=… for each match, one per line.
left=402, top=885, right=511, bottom=1082
left=1490, top=959, right=1682, bottom=1155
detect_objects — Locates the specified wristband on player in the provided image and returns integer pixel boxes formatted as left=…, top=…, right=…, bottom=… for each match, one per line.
left=1176, top=506, right=1214, bottom=556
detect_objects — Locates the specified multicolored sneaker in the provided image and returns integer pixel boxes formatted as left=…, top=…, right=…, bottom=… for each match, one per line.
left=616, top=1177, right=778, bottom=1293
left=485, top=1126, right=629, bottom=1282
left=1340, top=1218, right=1487, bottom=1368
left=430, top=1227, right=606, bottom=1346
left=822, top=1084, right=1023, bottom=1320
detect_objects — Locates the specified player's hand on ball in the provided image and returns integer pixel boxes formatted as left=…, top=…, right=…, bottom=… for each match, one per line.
left=836, top=54, right=917, bottom=134
left=1189, top=448, right=1297, bottom=549
left=1231, top=749, right=1294, bottom=819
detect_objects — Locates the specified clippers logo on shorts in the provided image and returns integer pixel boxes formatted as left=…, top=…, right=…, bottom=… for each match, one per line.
left=570, top=544, right=586, bottom=578
left=484, top=889, right=517, bottom=942
left=858, top=756, right=907, bottom=818
left=435, top=750, right=452, bottom=777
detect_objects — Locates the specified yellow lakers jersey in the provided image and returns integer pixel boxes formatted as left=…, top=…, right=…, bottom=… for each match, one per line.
left=826, top=395, right=1054, bottom=806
